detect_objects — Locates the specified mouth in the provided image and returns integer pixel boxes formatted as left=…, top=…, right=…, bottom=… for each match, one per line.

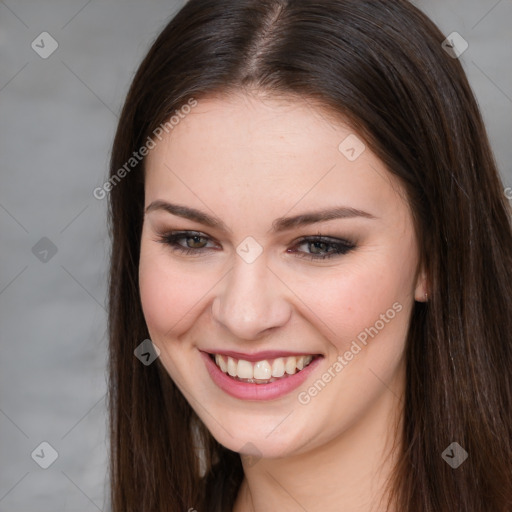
left=207, top=351, right=321, bottom=381
left=201, top=350, right=323, bottom=401
left=208, top=353, right=319, bottom=384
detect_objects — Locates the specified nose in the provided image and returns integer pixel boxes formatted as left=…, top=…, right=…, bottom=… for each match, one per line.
left=211, top=255, right=293, bottom=340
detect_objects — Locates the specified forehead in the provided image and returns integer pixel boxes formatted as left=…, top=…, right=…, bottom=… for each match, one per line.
left=144, top=93, right=407, bottom=225
left=148, top=92, right=353, bottom=166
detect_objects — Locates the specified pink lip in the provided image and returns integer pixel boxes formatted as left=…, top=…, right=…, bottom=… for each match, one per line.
left=203, top=350, right=319, bottom=362
left=200, top=351, right=323, bottom=401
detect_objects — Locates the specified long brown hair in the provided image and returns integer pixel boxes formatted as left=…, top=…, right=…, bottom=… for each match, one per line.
left=106, top=1, right=512, bottom=510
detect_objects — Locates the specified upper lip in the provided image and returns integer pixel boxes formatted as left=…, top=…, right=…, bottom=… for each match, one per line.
left=202, top=350, right=321, bottom=362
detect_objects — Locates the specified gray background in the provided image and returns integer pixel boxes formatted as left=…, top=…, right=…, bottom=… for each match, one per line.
left=0, top=1, right=510, bottom=510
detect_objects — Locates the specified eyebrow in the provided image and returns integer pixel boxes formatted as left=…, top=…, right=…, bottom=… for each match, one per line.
left=145, top=200, right=376, bottom=233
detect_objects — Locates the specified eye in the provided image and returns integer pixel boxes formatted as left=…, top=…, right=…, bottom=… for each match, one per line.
left=288, top=236, right=355, bottom=260
left=156, top=231, right=219, bottom=255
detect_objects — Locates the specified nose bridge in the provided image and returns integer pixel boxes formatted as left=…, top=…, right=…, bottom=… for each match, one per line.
left=212, top=253, right=291, bottom=339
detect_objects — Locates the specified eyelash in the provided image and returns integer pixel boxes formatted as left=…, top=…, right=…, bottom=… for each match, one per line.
left=155, top=231, right=356, bottom=260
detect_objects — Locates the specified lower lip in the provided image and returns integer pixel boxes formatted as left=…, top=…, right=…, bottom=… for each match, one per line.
left=200, top=351, right=323, bottom=401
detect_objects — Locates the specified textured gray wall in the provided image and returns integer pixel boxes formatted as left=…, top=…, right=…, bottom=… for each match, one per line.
left=0, top=1, right=510, bottom=511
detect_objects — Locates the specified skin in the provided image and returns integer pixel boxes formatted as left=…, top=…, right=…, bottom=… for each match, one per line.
left=139, top=91, right=427, bottom=512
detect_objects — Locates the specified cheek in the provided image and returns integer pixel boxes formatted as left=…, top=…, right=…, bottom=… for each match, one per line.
left=138, top=242, right=210, bottom=337
left=290, top=249, right=415, bottom=349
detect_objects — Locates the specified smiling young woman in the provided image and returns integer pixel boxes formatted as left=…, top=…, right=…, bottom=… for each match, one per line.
left=106, top=1, right=512, bottom=511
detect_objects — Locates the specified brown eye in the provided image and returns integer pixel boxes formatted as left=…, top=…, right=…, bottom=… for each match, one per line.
left=289, top=236, right=356, bottom=260
left=156, top=231, right=219, bottom=256
left=185, top=235, right=208, bottom=248
left=309, top=241, right=331, bottom=255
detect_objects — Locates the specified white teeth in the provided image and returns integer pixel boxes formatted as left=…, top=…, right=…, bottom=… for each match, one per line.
left=227, top=356, right=237, bottom=377
left=215, top=354, right=227, bottom=373
left=237, top=359, right=253, bottom=379
left=271, top=357, right=285, bottom=377
left=213, top=354, right=315, bottom=381
left=254, top=360, right=272, bottom=380
left=285, top=357, right=297, bottom=375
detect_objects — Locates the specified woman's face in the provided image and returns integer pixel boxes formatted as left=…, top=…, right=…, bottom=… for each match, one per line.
left=139, top=92, right=426, bottom=460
